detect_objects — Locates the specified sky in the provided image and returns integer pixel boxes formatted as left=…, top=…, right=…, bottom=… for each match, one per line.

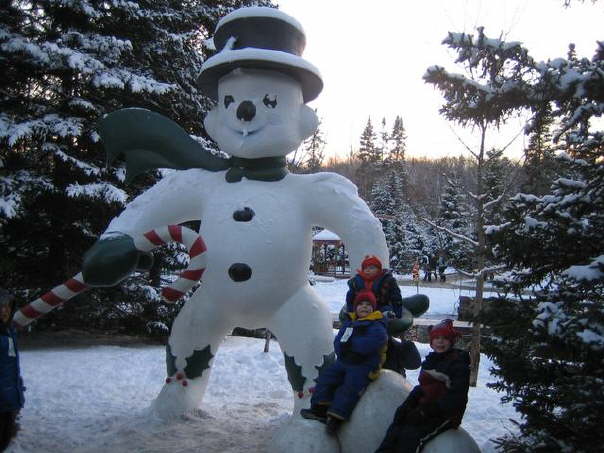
left=277, top=0, right=604, bottom=161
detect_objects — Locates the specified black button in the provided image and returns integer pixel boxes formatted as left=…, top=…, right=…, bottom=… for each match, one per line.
left=233, top=207, right=255, bottom=222
left=228, top=263, right=252, bottom=282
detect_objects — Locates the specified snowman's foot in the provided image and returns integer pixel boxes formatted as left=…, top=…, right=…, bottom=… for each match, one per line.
left=150, top=373, right=207, bottom=420
left=267, top=414, right=340, bottom=453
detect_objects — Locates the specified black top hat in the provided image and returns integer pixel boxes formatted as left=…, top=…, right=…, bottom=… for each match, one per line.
left=197, top=7, right=323, bottom=103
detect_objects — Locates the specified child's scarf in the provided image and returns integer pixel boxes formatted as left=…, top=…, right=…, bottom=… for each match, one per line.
left=356, top=268, right=386, bottom=291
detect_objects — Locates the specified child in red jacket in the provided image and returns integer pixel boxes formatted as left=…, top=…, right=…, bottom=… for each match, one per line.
left=376, top=319, right=470, bottom=453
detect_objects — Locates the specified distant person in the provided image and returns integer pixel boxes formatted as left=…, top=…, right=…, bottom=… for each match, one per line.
left=376, top=319, right=470, bottom=453
left=0, top=289, right=25, bottom=451
left=421, top=254, right=431, bottom=282
left=428, top=254, right=438, bottom=281
left=411, top=259, right=420, bottom=283
left=346, top=255, right=403, bottom=317
left=301, top=290, right=387, bottom=434
left=437, top=253, right=447, bottom=282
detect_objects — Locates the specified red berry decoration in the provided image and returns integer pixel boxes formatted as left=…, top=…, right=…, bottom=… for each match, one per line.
left=297, top=391, right=304, bottom=398
left=182, top=380, right=188, bottom=387
left=176, top=373, right=184, bottom=380
left=308, top=387, right=315, bottom=393
left=165, top=377, right=172, bottom=384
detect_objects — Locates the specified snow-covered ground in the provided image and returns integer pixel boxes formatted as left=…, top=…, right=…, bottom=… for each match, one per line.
left=9, top=280, right=518, bottom=453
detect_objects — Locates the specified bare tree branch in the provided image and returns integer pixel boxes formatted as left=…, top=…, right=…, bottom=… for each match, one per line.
left=446, top=123, right=480, bottom=159
left=423, top=217, right=479, bottom=247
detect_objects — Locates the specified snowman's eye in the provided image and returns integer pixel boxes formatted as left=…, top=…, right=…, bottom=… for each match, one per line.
left=224, top=95, right=234, bottom=109
left=263, top=94, right=277, bottom=108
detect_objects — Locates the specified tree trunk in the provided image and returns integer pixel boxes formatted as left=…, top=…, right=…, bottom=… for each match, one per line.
left=469, top=123, right=487, bottom=387
left=149, top=251, right=163, bottom=287
left=469, top=275, right=483, bottom=386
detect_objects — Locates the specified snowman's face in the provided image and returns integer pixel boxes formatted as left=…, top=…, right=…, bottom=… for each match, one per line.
left=204, top=68, right=318, bottom=158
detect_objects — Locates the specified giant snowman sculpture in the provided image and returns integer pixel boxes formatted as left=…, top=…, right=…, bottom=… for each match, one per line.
left=82, top=7, right=480, bottom=453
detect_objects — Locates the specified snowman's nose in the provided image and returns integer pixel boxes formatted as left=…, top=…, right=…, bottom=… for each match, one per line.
left=236, top=101, right=256, bottom=122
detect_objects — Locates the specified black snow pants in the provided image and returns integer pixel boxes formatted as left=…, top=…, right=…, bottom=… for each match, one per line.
left=375, top=417, right=454, bottom=453
left=0, top=410, right=19, bottom=452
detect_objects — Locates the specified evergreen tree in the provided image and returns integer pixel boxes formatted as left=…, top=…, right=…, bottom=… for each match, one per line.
left=425, top=26, right=533, bottom=385
left=378, top=116, right=389, bottom=162
left=483, top=148, right=514, bottom=226
left=370, top=173, right=401, bottom=271
left=388, top=115, right=407, bottom=163
left=483, top=38, right=604, bottom=452
left=437, top=172, right=473, bottom=269
left=0, top=0, right=272, bottom=333
left=301, top=114, right=326, bottom=173
left=384, top=115, right=409, bottom=204
left=522, top=104, right=559, bottom=196
left=355, top=117, right=381, bottom=199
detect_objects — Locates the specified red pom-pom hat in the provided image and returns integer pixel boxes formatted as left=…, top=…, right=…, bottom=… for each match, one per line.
left=429, top=319, right=461, bottom=344
left=353, top=290, right=377, bottom=310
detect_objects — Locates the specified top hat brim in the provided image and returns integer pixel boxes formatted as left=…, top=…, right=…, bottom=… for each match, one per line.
left=198, top=48, right=323, bottom=103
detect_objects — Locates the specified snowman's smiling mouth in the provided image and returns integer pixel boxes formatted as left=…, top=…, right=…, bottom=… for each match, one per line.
left=231, top=125, right=264, bottom=137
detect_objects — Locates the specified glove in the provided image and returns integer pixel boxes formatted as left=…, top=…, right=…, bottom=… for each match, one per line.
left=338, top=307, right=351, bottom=323
left=382, top=310, right=397, bottom=319
left=82, top=234, right=151, bottom=287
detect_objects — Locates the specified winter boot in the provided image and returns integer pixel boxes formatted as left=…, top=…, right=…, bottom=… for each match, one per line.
left=325, top=416, right=342, bottom=435
left=300, top=405, right=328, bottom=423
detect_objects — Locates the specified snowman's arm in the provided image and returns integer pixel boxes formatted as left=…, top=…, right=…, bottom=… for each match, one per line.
left=82, top=169, right=208, bottom=286
left=102, top=169, right=206, bottom=237
left=304, top=172, right=388, bottom=272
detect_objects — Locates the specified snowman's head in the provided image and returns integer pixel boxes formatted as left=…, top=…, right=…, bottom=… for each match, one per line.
left=204, top=68, right=318, bottom=158
left=197, top=7, right=323, bottom=159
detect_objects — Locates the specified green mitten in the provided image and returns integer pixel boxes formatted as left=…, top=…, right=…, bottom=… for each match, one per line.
left=82, top=234, right=147, bottom=287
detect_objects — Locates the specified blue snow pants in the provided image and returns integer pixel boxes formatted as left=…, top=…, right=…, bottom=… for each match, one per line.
left=311, top=360, right=372, bottom=420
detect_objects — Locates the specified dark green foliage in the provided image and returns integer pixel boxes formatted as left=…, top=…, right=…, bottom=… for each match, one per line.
left=521, top=104, right=559, bottom=196
left=485, top=158, right=604, bottom=450
left=481, top=37, right=604, bottom=451
left=437, top=170, right=474, bottom=270
left=289, top=111, right=326, bottom=173
left=387, top=116, right=407, bottom=163
left=370, top=171, right=421, bottom=272
left=427, top=21, right=603, bottom=431
left=355, top=117, right=381, bottom=198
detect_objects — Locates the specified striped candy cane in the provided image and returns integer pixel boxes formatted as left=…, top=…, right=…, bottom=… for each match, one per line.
left=12, top=225, right=207, bottom=329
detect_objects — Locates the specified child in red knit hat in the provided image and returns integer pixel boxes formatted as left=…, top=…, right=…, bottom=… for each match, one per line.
left=376, top=319, right=471, bottom=453
left=345, top=255, right=403, bottom=317
left=301, top=290, right=387, bottom=435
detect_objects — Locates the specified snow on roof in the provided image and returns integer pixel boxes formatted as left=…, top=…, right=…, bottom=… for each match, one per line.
left=217, top=7, right=304, bottom=35
left=313, top=229, right=341, bottom=241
